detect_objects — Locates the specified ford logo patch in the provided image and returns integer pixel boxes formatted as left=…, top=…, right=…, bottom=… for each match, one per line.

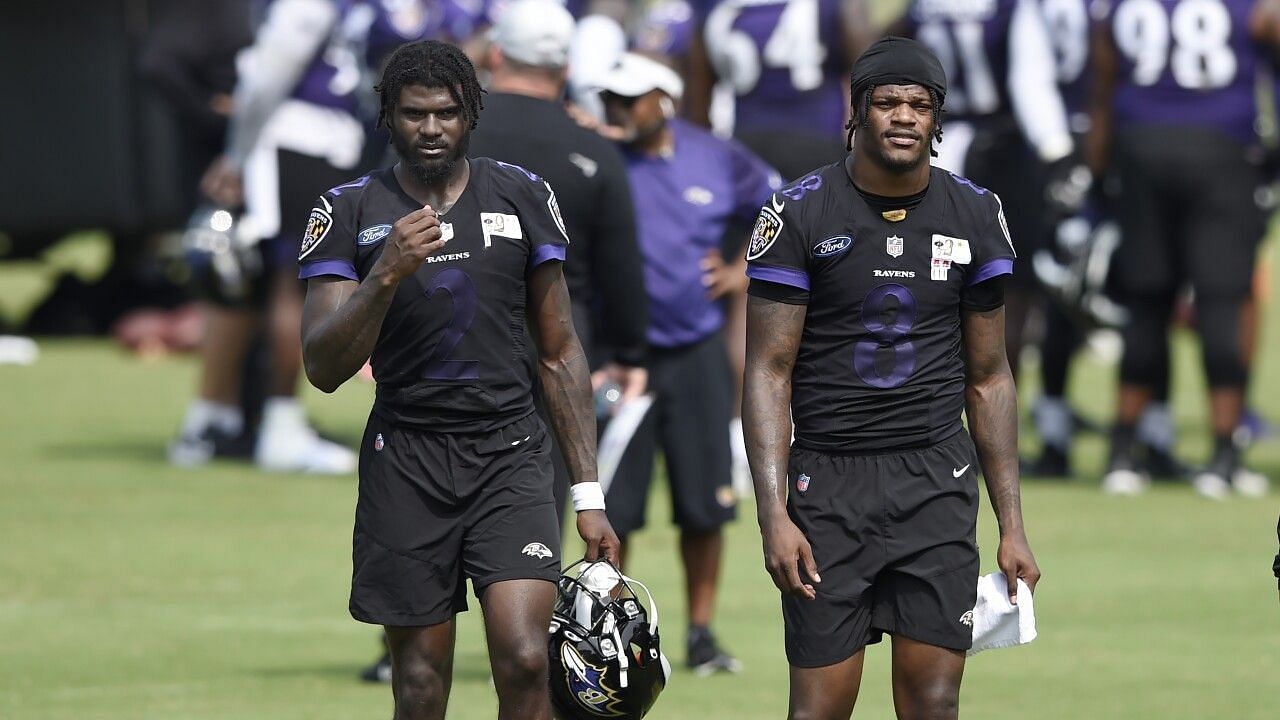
left=357, top=224, right=392, bottom=245
left=813, top=235, right=852, bottom=257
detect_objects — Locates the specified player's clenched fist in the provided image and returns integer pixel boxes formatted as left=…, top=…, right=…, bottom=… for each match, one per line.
left=371, top=206, right=446, bottom=285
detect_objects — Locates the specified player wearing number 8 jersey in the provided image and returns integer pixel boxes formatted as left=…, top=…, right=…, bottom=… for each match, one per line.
left=298, top=41, right=619, bottom=720
left=1089, top=0, right=1278, bottom=498
left=743, top=37, right=1040, bottom=718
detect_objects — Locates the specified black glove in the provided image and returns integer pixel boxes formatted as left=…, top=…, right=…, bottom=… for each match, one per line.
left=1043, top=156, right=1093, bottom=219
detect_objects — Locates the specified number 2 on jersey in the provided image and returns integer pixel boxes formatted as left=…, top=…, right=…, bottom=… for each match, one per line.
left=854, top=284, right=918, bottom=389
left=423, top=268, right=479, bottom=380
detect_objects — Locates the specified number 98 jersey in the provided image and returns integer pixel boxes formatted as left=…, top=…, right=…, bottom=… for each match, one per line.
left=1102, top=0, right=1262, bottom=144
left=297, top=159, right=571, bottom=432
left=745, top=164, right=1015, bottom=453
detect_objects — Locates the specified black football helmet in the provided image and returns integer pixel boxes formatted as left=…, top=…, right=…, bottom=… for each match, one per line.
left=182, top=205, right=263, bottom=307
left=1034, top=208, right=1128, bottom=329
left=549, top=560, right=670, bottom=720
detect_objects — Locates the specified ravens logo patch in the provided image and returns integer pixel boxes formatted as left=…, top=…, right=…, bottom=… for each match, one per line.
left=746, top=208, right=783, bottom=261
left=298, top=207, right=332, bottom=261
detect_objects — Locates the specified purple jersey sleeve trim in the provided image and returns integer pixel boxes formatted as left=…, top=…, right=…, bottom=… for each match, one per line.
left=531, top=244, right=567, bottom=267
left=299, top=259, right=358, bottom=281
left=967, top=258, right=1013, bottom=286
left=747, top=264, right=810, bottom=291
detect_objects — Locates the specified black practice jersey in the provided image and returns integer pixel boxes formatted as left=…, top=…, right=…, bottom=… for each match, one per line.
left=298, top=158, right=571, bottom=432
left=745, top=163, right=1015, bottom=453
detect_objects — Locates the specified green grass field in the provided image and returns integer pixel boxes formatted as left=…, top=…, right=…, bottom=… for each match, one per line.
left=2, top=320, right=1279, bottom=719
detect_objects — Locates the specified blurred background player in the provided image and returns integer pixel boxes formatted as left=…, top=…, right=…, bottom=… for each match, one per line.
left=693, top=0, right=875, bottom=180
left=1089, top=0, right=1277, bottom=497
left=168, top=0, right=431, bottom=473
left=900, top=0, right=1088, bottom=380
left=595, top=52, right=780, bottom=675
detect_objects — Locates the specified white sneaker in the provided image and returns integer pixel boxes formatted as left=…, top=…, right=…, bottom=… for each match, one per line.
left=1191, top=472, right=1230, bottom=501
left=255, top=398, right=356, bottom=474
left=1231, top=468, right=1269, bottom=498
left=1102, top=468, right=1149, bottom=496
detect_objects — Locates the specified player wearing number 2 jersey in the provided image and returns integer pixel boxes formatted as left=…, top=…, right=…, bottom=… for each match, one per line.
left=1089, top=0, right=1278, bottom=498
left=743, top=38, right=1039, bottom=718
left=298, top=41, right=618, bottom=720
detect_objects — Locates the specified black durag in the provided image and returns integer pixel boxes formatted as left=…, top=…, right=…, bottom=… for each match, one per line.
left=846, top=36, right=949, bottom=151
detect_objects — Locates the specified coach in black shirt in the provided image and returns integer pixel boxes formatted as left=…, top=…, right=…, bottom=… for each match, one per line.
left=470, top=0, right=648, bottom=517
left=471, top=0, right=647, bottom=373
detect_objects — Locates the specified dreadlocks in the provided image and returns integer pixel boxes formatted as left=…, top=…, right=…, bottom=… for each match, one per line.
left=844, top=85, right=945, bottom=155
left=376, top=40, right=485, bottom=131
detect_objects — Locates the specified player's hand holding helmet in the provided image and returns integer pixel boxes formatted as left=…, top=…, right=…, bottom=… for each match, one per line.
left=549, top=559, right=670, bottom=719
left=182, top=205, right=263, bottom=307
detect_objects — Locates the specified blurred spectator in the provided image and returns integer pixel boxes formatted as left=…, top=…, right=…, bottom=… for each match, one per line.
left=596, top=52, right=780, bottom=675
left=140, top=0, right=253, bottom=217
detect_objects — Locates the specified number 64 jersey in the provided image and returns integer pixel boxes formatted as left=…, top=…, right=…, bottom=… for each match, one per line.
left=745, top=164, right=1015, bottom=453
left=297, top=159, right=571, bottom=432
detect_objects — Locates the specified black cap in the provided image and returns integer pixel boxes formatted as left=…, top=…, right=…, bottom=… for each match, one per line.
left=849, top=36, right=947, bottom=107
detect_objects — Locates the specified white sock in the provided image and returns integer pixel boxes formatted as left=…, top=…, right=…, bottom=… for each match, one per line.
left=260, top=396, right=307, bottom=435
left=1033, top=397, right=1071, bottom=451
left=181, top=400, right=242, bottom=436
left=1138, top=403, right=1174, bottom=451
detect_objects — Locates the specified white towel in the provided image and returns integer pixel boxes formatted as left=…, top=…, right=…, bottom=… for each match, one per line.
left=966, top=572, right=1037, bottom=656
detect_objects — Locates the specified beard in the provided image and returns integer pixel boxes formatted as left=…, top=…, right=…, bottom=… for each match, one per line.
left=868, top=135, right=929, bottom=173
left=393, top=130, right=470, bottom=185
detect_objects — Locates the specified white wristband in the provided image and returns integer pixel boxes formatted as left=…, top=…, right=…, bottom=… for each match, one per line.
left=571, top=482, right=606, bottom=512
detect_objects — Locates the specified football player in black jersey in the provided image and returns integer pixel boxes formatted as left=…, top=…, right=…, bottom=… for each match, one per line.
left=297, top=41, right=619, bottom=720
left=742, top=38, right=1040, bottom=718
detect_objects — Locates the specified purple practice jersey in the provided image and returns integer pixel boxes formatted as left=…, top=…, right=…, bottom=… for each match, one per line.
left=365, top=0, right=446, bottom=67
left=745, top=164, right=1016, bottom=452
left=284, top=0, right=370, bottom=114
left=704, top=0, right=849, bottom=137
left=634, top=0, right=699, bottom=57
left=1103, top=0, right=1263, bottom=144
left=624, top=119, right=781, bottom=348
left=1041, top=0, right=1093, bottom=122
left=904, top=0, right=1018, bottom=124
left=297, top=159, right=571, bottom=431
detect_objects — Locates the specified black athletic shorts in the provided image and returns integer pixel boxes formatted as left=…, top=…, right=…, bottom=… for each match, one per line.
left=1112, top=126, right=1264, bottom=301
left=605, top=334, right=736, bottom=537
left=782, top=429, right=981, bottom=667
left=350, top=411, right=562, bottom=626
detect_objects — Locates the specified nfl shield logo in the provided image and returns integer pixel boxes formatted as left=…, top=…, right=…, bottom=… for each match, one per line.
left=797, top=473, right=811, bottom=493
left=886, top=235, right=904, bottom=258
left=374, top=433, right=384, bottom=452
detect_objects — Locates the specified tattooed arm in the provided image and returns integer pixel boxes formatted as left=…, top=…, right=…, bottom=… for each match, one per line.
left=743, top=295, right=820, bottom=599
left=528, top=260, right=620, bottom=564
left=302, top=207, right=444, bottom=392
left=963, top=305, right=1040, bottom=602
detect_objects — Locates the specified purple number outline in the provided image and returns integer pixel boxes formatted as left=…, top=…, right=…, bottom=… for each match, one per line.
left=423, top=268, right=480, bottom=380
left=853, top=283, right=917, bottom=389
